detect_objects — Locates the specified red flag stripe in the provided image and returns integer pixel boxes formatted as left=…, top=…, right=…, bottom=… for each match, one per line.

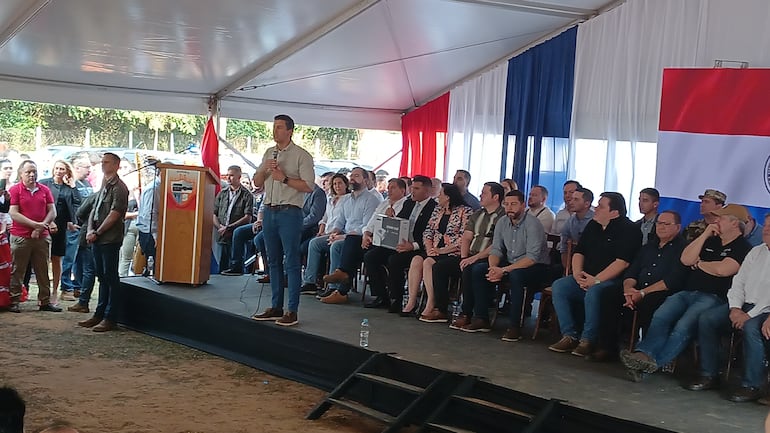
left=201, top=116, right=221, bottom=194
left=659, top=68, right=770, bottom=137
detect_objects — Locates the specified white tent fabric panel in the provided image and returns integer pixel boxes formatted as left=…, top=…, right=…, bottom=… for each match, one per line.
left=570, top=0, right=704, bottom=143
left=0, top=0, right=611, bottom=128
left=445, top=62, right=508, bottom=194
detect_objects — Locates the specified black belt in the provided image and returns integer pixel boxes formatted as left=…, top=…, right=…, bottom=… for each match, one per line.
left=266, top=204, right=300, bottom=211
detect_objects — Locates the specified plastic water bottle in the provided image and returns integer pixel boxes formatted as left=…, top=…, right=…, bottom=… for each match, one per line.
left=450, top=301, right=461, bottom=326
left=147, top=256, right=155, bottom=277
left=359, top=318, right=370, bottom=348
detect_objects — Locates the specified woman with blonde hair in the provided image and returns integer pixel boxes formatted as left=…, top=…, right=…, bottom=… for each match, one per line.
left=39, top=160, right=79, bottom=304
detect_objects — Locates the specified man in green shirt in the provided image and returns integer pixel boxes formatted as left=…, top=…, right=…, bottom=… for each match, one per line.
left=77, top=152, right=129, bottom=332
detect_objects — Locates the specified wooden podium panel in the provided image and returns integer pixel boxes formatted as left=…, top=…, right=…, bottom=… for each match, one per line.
left=155, top=163, right=218, bottom=285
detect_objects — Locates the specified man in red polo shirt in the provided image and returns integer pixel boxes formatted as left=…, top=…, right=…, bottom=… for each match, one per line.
left=7, top=160, right=61, bottom=313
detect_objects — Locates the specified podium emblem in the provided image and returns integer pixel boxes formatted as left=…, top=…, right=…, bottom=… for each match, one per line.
left=167, top=169, right=198, bottom=208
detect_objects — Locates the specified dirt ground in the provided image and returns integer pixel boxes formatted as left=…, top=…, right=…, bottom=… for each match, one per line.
left=0, top=295, right=383, bottom=433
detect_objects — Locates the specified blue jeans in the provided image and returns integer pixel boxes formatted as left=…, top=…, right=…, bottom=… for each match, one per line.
left=551, top=275, right=619, bottom=343
left=325, top=238, right=346, bottom=292
left=263, top=207, right=302, bottom=313
left=229, top=224, right=256, bottom=272
left=304, top=235, right=343, bottom=286
left=698, top=304, right=768, bottom=387
left=635, top=291, right=722, bottom=366
left=60, top=229, right=80, bottom=292
left=76, top=245, right=96, bottom=306
left=253, top=231, right=267, bottom=269
left=93, top=243, right=122, bottom=322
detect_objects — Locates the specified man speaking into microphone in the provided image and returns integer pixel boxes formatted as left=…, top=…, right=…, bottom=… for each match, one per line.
left=251, top=114, right=315, bottom=326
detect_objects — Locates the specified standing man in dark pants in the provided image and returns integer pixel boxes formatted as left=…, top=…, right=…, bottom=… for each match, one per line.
left=251, top=114, right=315, bottom=327
left=78, top=152, right=129, bottom=332
left=61, top=154, right=93, bottom=298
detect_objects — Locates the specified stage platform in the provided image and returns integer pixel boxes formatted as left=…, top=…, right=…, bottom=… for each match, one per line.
left=119, top=274, right=765, bottom=433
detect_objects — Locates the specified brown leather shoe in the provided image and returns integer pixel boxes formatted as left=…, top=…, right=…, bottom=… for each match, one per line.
left=73, top=290, right=81, bottom=298
left=449, top=314, right=470, bottom=330
left=257, top=275, right=270, bottom=284
left=462, top=318, right=492, bottom=333
left=501, top=327, right=522, bottom=342
left=548, top=336, right=579, bottom=353
left=68, top=303, right=90, bottom=313
left=320, top=290, right=348, bottom=304
left=92, top=319, right=116, bottom=332
left=275, top=311, right=298, bottom=327
left=323, top=269, right=349, bottom=284
left=419, top=310, right=449, bottom=323
left=78, top=316, right=102, bottom=328
left=571, top=339, right=593, bottom=357
left=251, top=308, right=283, bottom=321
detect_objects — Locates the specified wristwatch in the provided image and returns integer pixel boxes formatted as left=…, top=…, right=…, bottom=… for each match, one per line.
left=282, top=177, right=289, bottom=184
left=594, top=278, right=601, bottom=285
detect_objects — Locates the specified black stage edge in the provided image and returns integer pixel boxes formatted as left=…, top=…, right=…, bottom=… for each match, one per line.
left=119, top=279, right=676, bottom=433
left=119, top=282, right=370, bottom=391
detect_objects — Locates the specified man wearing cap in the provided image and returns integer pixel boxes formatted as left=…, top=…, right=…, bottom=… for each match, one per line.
left=686, top=213, right=770, bottom=401
left=683, top=189, right=726, bottom=243
left=621, top=204, right=752, bottom=381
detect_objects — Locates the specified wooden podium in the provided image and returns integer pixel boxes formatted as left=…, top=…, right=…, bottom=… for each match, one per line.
left=155, top=163, right=219, bottom=285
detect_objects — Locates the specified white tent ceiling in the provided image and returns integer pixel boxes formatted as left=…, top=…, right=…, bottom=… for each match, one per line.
left=0, top=0, right=616, bottom=130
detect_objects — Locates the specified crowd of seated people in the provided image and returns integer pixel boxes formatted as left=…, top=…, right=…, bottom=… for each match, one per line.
left=289, top=168, right=770, bottom=405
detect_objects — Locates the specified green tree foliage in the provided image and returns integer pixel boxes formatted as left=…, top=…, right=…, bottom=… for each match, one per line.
left=0, top=100, right=360, bottom=158
left=295, top=126, right=359, bottom=159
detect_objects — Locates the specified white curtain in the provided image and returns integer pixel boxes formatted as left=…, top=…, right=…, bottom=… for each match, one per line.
left=445, top=62, right=508, bottom=195
left=568, top=0, right=770, bottom=219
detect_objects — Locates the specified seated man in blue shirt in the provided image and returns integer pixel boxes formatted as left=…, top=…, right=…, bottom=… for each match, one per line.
left=483, top=190, right=550, bottom=341
left=559, top=187, right=594, bottom=268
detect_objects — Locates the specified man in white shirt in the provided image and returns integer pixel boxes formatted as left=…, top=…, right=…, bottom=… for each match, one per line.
left=526, top=185, right=555, bottom=234
left=689, top=213, right=770, bottom=402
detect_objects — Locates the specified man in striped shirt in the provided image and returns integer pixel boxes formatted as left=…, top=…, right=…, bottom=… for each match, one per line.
left=447, top=182, right=506, bottom=332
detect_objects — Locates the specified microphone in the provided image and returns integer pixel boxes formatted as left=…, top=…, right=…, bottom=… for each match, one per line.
left=122, top=160, right=160, bottom=176
left=272, top=149, right=279, bottom=160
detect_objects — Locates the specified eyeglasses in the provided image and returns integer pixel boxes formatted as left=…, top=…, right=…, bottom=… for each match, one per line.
left=655, top=221, right=677, bottom=226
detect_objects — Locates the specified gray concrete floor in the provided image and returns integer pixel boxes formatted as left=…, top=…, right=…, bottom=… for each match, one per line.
left=124, top=274, right=768, bottom=433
